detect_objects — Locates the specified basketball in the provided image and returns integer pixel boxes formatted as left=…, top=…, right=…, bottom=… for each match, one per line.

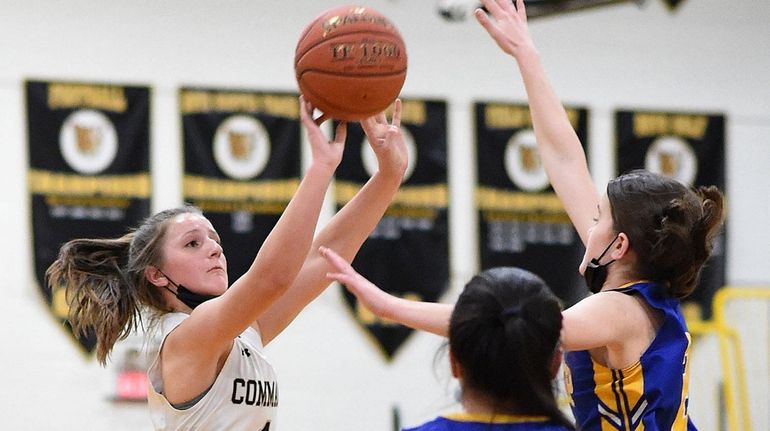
left=294, top=5, right=407, bottom=121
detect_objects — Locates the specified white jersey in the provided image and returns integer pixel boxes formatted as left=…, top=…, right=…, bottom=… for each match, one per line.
left=147, top=312, right=278, bottom=430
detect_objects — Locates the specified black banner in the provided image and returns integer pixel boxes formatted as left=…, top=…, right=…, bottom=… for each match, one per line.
left=27, top=80, right=151, bottom=354
left=616, top=110, right=726, bottom=318
left=180, top=88, right=301, bottom=281
left=335, top=100, right=449, bottom=360
left=476, top=102, right=589, bottom=307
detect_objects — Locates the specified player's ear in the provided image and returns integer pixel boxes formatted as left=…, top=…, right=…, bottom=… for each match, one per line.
left=612, top=232, right=631, bottom=260
left=145, top=266, right=167, bottom=287
left=449, top=350, right=463, bottom=379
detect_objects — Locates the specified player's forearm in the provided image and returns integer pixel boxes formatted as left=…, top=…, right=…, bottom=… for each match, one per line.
left=515, top=47, right=597, bottom=243
left=516, top=47, right=586, bottom=170
left=381, top=297, right=452, bottom=337
left=255, top=171, right=402, bottom=344
left=247, top=163, right=335, bottom=291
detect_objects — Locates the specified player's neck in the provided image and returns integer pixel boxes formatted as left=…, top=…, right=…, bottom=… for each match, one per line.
left=459, top=387, right=519, bottom=417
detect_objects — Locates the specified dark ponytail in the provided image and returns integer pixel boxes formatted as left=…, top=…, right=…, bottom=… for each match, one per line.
left=607, top=171, right=725, bottom=298
left=449, top=267, right=574, bottom=429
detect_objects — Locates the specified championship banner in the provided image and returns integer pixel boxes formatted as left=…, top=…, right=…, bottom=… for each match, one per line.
left=476, top=102, right=589, bottom=306
left=26, top=80, right=151, bottom=354
left=616, top=110, right=726, bottom=317
left=180, top=88, right=301, bottom=281
left=334, top=99, right=449, bottom=360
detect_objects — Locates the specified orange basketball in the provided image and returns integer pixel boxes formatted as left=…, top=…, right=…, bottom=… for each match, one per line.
left=294, top=5, right=407, bottom=121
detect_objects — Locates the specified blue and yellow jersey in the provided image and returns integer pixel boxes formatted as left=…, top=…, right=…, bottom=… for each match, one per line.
left=403, top=413, right=571, bottom=431
left=564, top=281, right=696, bottom=430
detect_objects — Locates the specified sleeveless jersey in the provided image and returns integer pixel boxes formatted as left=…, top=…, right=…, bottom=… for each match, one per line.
left=403, top=413, right=572, bottom=431
left=564, top=281, right=696, bottom=430
left=147, top=312, right=278, bottom=430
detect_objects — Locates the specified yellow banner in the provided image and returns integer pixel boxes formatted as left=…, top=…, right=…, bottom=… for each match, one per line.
left=28, top=170, right=150, bottom=198
left=183, top=175, right=299, bottom=202
left=334, top=181, right=448, bottom=208
left=476, top=187, right=566, bottom=213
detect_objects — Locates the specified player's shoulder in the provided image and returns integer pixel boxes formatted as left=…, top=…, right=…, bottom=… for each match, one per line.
left=570, top=288, right=637, bottom=313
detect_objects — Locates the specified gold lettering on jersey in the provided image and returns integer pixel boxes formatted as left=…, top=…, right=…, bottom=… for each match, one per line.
left=47, top=83, right=127, bottom=112
left=485, top=104, right=581, bottom=129
left=633, top=113, right=709, bottom=139
left=28, top=170, right=150, bottom=198
left=184, top=175, right=298, bottom=202
left=335, top=181, right=447, bottom=208
left=476, top=187, right=565, bottom=213
left=180, top=91, right=299, bottom=119
left=563, top=365, right=575, bottom=407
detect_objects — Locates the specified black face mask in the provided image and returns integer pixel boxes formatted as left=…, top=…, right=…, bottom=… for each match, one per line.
left=159, top=271, right=219, bottom=310
left=583, top=234, right=619, bottom=294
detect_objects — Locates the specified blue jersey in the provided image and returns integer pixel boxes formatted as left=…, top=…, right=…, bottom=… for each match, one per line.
left=403, top=413, right=571, bottom=431
left=564, top=281, right=696, bottom=430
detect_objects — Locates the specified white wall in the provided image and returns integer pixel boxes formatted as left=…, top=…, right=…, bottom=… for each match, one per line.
left=1, top=0, right=768, bottom=430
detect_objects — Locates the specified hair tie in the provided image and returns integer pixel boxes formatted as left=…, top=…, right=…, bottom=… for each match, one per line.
left=499, top=305, right=522, bottom=323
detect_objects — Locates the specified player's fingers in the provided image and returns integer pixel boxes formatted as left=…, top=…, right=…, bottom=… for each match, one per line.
left=517, top=0, right=527, bottom=19
left=320, top=246, right=348, bottom=268
left=361, top=116, right=376, bottom=135
left=391, top=99, right=402, bottom=128
left=480, top=0, right=504, bottom=18
left=325, top=271, right=345, bottom=281
left=333, top=121, right=347, bottom=144
left=475, top=8, right=501, bottom=38
left=383, top=127, right=401, bottom=149
left=299, top=96, right=310, bottom=122
left=326, top=273, right=359, bottom=289
left=499, top=0, right=517, bottom=16
left=313, top=111, right=329, bottom=126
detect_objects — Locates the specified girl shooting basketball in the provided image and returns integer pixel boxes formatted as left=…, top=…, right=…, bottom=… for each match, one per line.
left=47, top=97, right=408, bottom=430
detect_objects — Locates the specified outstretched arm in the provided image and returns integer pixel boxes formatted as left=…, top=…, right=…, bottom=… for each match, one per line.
left=321, top=246, right=452, bottom=337
left=181, top=96, right=345, bottom=349
left=476, top=0, right=599, bottom=244
left=257, top=100, right=411, bottom=344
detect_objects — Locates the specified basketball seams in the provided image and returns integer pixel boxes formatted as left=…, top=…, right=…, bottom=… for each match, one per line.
left=293, top=5, right=407, bottom=121
left=297, top=69, right=406, bottom=78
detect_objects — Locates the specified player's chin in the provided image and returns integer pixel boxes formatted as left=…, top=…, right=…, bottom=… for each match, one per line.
left=210, top=272, right=229, bottom=292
